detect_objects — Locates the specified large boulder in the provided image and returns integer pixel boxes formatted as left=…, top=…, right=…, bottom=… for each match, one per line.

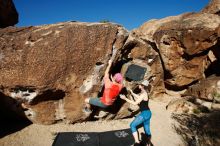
left=0, top=0, right=18, bottom=28
left=133, top=12, right=220, bottom=88
left=0, top=22, right=128, bottom=124
left=201, top=0, right=220, bottom=15
left=120, top=32, right=165, bottom=97
left=2, top=0, right=220, bottom=125
left=186, top=75, right=220, bottom=102
left=153, top=13, right=220, bottom=87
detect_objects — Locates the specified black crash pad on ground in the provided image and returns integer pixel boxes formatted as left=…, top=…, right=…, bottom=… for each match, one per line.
left=52, top=129, right=134, bottom=146
left=99, top=129, right=134, bottom=146
left=125, top=64, right=147, bottom=81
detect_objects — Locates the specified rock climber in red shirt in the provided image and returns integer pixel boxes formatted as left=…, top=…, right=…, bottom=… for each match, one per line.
left=84, top=60, right=123, bottom=113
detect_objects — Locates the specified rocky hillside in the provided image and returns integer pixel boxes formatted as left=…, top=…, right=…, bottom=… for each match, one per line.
left=0, top=0, right=220, bottom=125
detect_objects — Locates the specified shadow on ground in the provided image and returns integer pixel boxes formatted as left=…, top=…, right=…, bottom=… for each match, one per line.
left=140, top=133, right=154, bottom=146
left=0, top=91, right=32, bottom=138
left=172, top=110, right=220, bottom=146
left=0, top=118, right=32, bottom=138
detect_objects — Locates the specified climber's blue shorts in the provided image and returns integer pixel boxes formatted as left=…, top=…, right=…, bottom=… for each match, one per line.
left=89, top=97, right=108, bottom=108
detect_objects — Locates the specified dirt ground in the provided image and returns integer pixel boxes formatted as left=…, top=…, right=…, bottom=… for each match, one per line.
left=0, top=96, right=185, bottom=146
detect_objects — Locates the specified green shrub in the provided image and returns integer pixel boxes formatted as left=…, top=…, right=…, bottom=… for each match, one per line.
left=193, top=108, right=201, bottom=114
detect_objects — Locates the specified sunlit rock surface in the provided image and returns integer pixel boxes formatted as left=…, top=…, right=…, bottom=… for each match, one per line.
left=134, top=13, right=220, bottom=88
left=0, top=22, right=128, bottom=124
left=1, top=1, right=220, bottom=125
left=201, top=0, right=220, bottom=15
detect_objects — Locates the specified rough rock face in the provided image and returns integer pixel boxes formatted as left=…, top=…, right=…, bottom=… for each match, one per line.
left=133, top=12, right=220, bottom=88
left=120, top=32, right=165, bottom=97
left=104, top=33, right=165, bottom=119
left=0, top=22, right=128, bottom=124
left=201, top=0, right=220, bottom=15
left=166, top=98, right=199, bottom=114
left=0, top=0, right=18, bottom=28
left=186, top=76, right=220, bottom=102
left=154, top=13, right=220, bottom=87
left=1, top=1, right=220, bottom=125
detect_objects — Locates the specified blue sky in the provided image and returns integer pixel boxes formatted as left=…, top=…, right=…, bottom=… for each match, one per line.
left=14, top=0, right=210, bottom=30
